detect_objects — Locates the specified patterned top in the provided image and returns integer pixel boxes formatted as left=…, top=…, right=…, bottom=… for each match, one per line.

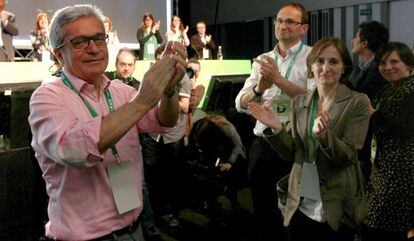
left=365, top=75, right=414, bottom=232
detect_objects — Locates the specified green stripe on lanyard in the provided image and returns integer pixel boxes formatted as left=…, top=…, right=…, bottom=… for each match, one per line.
left=274, top=42, right=304, bottom=79
left=61, top=73, right=120, bottom=162
left=307, top=92, right=319, bottom=163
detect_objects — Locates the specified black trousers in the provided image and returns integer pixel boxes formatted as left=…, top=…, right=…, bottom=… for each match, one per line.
left=248, top=137, right=291, bottom=241
left=288, top=210, right=355, bottom=241
left=140, top=134, right=187, bottom=217
left=361, top=225, right=408, bottom=241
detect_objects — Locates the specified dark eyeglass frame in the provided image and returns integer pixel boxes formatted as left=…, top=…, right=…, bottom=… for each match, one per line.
left=56, top=33, right=108, bottom=50
left=274, top=18, right=303, bottom=27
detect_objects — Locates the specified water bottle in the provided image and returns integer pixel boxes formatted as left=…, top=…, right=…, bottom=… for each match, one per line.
left=217, top=46, right=223, bottom=60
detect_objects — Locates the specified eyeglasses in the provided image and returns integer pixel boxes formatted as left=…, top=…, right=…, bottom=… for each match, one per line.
left=274, top=18, right=302, bottom=27
left=56, top=33, right=108, bottom=50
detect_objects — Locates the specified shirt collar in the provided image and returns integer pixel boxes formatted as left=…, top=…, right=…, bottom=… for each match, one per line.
left=62, top=69, right=110, bottom=93
left=274, top=40, right=303, bottom=59
left=359, top=55, right=375, bottom=70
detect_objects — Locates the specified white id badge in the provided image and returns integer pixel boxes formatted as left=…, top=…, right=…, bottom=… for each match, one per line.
left=147, top=43, right=155, bottom=54
left=370, top=136, right=377, bottom=163
left=42, top=51, right=51, bottom=63
left=300, top=162, right=322, bottom=201
left=107, top=161, right=140, bottom=214
left=271, top=100, right=291, bottom=123
left=202, top=48, right=209, bottom=59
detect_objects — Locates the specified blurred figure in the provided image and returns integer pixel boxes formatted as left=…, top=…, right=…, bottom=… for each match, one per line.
left=30, top=11, right=51, bottom=62
left=136, top=12, right=162, bottom=60
left=248, top=37, right=370, bottom=241
left=140, top=44, right=192, bottom=228
left=188, top=114, right=246, bottom=213
left=166, top=15, right=189, bottom=46
left=104, top=48, right=140, bottom=89
left=0, top=0, right=18, bottom=62
left=190, top=21, right=216, bottom=59
left=362, top=42, right=414, bottom=241
left=347, top=21, right=390, bottom=182
left=104, top=16, right=120, bottom=61
left=184, top=58, right=205, bottom=143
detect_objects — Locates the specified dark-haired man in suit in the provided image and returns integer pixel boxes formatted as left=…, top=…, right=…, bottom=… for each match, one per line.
left=190, top=21, right=216, bottom=59
left=347, top=21, right=389, bottom=182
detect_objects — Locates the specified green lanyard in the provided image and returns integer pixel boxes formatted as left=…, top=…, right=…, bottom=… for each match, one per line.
left=61, top=73, right=120, bottom=163
left=307, top=92, right=319, bottom=163
left=274, top=42, right=304, bottom=79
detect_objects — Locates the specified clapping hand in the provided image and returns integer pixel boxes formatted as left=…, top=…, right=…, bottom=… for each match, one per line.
left=136, top=41, right=187, bottom=108
left=253, top=55, right=282, bottom=93
left=205, top=35, right=211, bottom=43
left=248, top=102, right=282, bottom=133
left=312, top=108, right=330, bottom=137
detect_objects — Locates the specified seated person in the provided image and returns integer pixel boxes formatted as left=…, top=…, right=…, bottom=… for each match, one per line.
left=188, top=114, right=246, bottom=211
left=104, top=48, right=140, bottom=89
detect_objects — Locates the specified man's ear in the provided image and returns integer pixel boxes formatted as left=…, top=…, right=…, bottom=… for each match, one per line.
left=53, top=48, right=64, bottom=66
left=301, top=23, right=310, bottom=34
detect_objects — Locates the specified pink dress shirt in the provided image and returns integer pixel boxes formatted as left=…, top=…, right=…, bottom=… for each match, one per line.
left=29, top=71, right=168, bottom=240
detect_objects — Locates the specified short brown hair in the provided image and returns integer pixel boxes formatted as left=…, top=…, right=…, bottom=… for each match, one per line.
left=280, top=3, right=308, bottom=24
left=306, top=37, right=353, bottom=82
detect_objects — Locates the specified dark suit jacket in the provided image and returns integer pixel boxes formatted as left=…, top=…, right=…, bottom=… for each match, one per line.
left=345, top=59, right=389, bottom=164
left=0, top=13, right=19, bottom=62
left=190, top=34, right=216, bottom=60
left=263, top=84, right=371, bottom=230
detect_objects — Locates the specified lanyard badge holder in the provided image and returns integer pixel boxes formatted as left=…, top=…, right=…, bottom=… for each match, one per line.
left=300, top=93, right=322, bottom=201
left=271, top=43, right=304, bottom=124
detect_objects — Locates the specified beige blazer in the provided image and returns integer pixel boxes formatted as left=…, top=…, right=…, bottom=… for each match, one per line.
left=264, top=84, right=370, bottom=230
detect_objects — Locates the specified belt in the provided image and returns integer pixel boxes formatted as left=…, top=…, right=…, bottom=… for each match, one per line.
left=90, top=220, right=140, bottom=241
left=43, top=220, right=141, bottom=241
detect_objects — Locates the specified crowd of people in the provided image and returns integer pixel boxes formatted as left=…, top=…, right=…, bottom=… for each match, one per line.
left=0, top=0, right=413, bottom=240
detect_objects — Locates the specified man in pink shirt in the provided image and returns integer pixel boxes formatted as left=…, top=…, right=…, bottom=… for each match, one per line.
left=28, top=4, right=187, bottom=241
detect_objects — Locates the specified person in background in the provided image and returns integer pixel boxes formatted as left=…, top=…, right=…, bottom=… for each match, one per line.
left=166, top=15, right=189, bottom=47
left=30, top=11, right=50, bottom=62
left=235, top=3, right=312, bottom=240
left=190, top=21, right=216, bottom=59
left=184, top=58, right=205, bottom=143
left=28, top=4, right=187, bottom=240
left=136, top=12, right=163, bottom=60
left=104, top=16, right=120, bottom=61
left=347, top=21, right=390, bottom=182
left=0, top=0, right=18, bottom=62
left=188, top=114, right=246, bottom=212
left=362, top=42, right=414, bottom=241
left=140, top=43, right=192, bottom=228
left=104, top=48, right=140, bottom=89
left=249, top=37, right=371, bottom=241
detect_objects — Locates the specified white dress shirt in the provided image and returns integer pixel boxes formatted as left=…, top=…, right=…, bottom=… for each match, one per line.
left=235, top=41, right=312, bottom=136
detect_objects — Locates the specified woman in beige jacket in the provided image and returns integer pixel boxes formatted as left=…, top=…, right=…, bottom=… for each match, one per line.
left=248, top=37, right=371, bottom=241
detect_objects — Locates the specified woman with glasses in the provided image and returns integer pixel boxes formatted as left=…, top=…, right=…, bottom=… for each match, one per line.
left=248, top=37, right=371, bottom=241
left=136, top=12, right=163, bottom=60
left=362, top=42, right=414, bottom=241
left=166, top=15, right=189, bottom=46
